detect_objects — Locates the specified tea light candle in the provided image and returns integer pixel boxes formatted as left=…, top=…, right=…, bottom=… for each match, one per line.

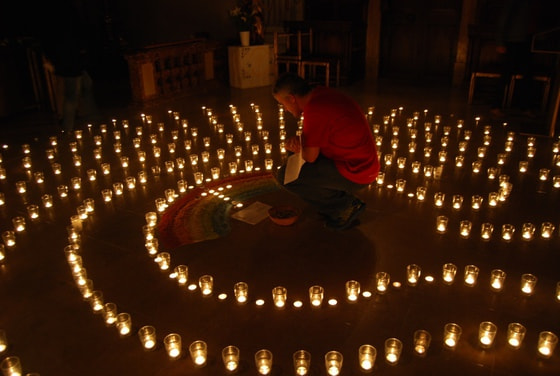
left=272, top=286, right=287, bottom=307
left=395, top=179, right=406, bottom=192
left=521, top=223, right=535, bottom=240
left=406, top=264, right=421, bottom=286
left=384, top=338, right=403, bottom=364
left=234, top=282, right=249, bottom=303
left=538, top=331, right=558, bottom=358
left=502, top=224, right=515, bottom=241
left=436, top=215, right=448, bottom=233
left=155, top=252, right=170, bottom=270
left=539, top=168, right=550, bottom=181
left=479, top=321, right=497, bottom=348
left=452, top=194, right=463, bottom=210
left=413, top=330, right=431, bottom=356
left=520, top=273, right=537, bottom=296
left=164, top=333, right=182, bottom=358
left=309, top=285, right=324, bottom=307
left=376, top=272, right=390, bottom=293
left=459, top=220, right=472, bottom=238
left=174, top=265, right=188, bottom=285
left=255, top=349, right=273, bottom=375
left=325, top=351, right=343, bottom=376
left=490, top=269, right=506, bottom=291
left=199, top=275, right=213, bottom=296
left=345, top=280, right=361, bottom=301
left=455, top=155, right=464, bottom=167
left=90, top=290, right=104, bottom=312
left=434, top=192, right=445, bottom=207
left=464, top=265, right=479, bottom=286
left=12, top=217, right=25, bottom=232
left=194, top=172, right=204, bottom=185
left=0, top=356, right=22, bottom=376
left=358, top=345, right=376, bottom=371
left=507, top=323, right=526, bottom=349
left=443, top=323, right=462, bottom=348
left=471, top=195, right=483, bottom=210
left=189, top=340, right=207, bottom=366
left=223, top=345, right=240, bottom=372
left=416, top=186, right=426, bottom=201
left=102, top=302, right=118, bottom=325
left=376, top=172, right=385, bottom=185
left=472, top=160, right=482, bottom=173
left=540, top=222, right=555, bottom=238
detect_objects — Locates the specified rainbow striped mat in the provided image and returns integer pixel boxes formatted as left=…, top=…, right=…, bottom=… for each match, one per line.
left=158, top=172, right=281, bottom=248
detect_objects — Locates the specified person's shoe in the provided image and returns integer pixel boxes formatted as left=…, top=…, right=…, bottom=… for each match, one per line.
left=325, top=200, right=366, bottom=230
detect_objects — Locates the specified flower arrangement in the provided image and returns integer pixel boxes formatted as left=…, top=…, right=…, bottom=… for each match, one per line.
left=229, top=0, right=257, bottom=32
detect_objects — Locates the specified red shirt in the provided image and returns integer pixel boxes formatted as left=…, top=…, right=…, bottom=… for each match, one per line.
left=302, top=87, right=379, bottom=184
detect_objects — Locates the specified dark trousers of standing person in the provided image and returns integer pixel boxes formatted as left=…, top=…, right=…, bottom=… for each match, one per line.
left=60, top=70, right=98, bottom=132
left=276, top=154, right=367, bottom=221
left=494, top=40, right=535, bottom=112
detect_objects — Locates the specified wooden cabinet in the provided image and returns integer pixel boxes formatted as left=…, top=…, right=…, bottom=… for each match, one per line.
left=228, top=45, right=275, bottom=89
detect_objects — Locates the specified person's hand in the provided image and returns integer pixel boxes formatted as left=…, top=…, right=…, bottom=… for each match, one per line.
left=285, top=136, right=301, bottom=153
left=496, top=45, right=507, bottom=54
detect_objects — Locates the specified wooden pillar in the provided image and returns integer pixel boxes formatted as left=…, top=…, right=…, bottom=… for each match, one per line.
left=365, top=0, right=381, bottom=82
left=452, top=0, right=477, bottom=87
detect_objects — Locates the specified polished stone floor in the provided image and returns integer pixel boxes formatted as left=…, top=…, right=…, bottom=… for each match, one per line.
left=0, top=77, right=559, bottom=376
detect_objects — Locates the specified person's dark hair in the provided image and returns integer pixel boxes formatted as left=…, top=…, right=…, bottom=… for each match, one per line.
left=272, top=72, right=313, bottom=96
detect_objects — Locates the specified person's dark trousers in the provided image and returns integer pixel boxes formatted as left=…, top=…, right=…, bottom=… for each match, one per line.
left=276, top=154, right=367, bottom=221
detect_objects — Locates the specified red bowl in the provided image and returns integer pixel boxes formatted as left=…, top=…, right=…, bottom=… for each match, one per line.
left=268, top=205, right=301, bottom=226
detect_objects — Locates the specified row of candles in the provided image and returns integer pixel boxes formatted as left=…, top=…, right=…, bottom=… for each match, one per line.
left=0, top=331, right=39, bottom=376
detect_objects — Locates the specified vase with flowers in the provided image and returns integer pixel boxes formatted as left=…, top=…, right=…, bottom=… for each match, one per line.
left=229, top=0, right=264, bottom=46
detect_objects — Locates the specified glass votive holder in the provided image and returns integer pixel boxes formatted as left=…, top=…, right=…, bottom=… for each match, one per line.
left=556, top=281, right=560, bottom=301
left=490, top=269, right=506, bottom=292
left=451, top=194, right=463, bottom=210
left=189, top=340, right=207, bottom=367
left=487, top=167, right=498, bottom=180
left=211, top=167, right=221, bottom=180
left=0, top=329, right=7, bottom=353
left=376, top=272, right=390, bottom=294
left=223, top=345, right=240, bottom=372
left=103, top=302, right=118, bottom=326
left=501, top=224, right=515, bottom=241
left=199, top=275, right=213, bottom=296
left=112, top=182, right=124, bottom=196
left=395, top=179, right=406, bottom=192
left=174, top=265, right=188, bottom=285
left=459, top=220, right=472, bottom=238
left=164, top=333, right=182, bottom=359
left=553, top=176, right=560, bottom=188
left=101, top=189, right=112, bottom=202
left=309, top=285, right=324, bottom=307
left=519, top=160, right=528, bottom=173
left=345, top=280, right=360, bottom=302
left=538, top=331, right=558, bottom=358
left=471, top=195, right=483, bottom=210
left=244, top=160, right=254, bottom=172
left=155, top=198, right=167, bottom=212
left=90, top=290, right=104, bottom=312
left=375, top=172, right=384, bottom=185
left=12, top=217, right=25, bottom=232
left=488, top=192, right=499, bottom=207
left=233, top=281, right=249, bottom=304
left=436, top=215, right=448, bottom=233
left=325, top=351, right=343, bottom=376
left=507, top=323, right=526, bottom=349
left=539, top=168, right=550, bottom=181
left=406, top=264, right=421, bottom=286
left=293, top=349, right=311, bottom=375
left=481, top=223, right=494, bottom=241
left=433, top=192, right=445, bottom=207
left=413, top=329, right=431, bottom=356
left=255, top=349, right=273, bottom=375
left=540, top=222, right=555, bottom=239
left=358, top=344, right=376, bottom=371
left=138, top=325, right=156, bottom=350
left=272, top=286, right=287, bottom=308
left=0, top=245, right=4, bottom=262
left=194, top=172, right=204, bottom=185
left=479, top=321, right=497, bottom=348
left=115, top=312, right=131, bottom=336
left=384, top=338, right=403, bottom=364
left=520, top=273, right=537, bottom=296
left=443, top=323, right=462, bottom=349
left=1, top=356, right=22, bottom=376
left=464, top=265, right=479, bottom=286
left=2, top=231, right=16, bottom=248
left=416, top=186, right=427, bottom=201
left=472, top=160, right=482, bottom=173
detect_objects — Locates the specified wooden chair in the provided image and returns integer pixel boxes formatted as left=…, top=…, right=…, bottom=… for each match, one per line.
left=273, top=31, right=300, bottom=77
left=296, top=29, right=340, bottom=87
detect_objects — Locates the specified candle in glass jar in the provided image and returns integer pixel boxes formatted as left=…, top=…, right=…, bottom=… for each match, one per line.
left=138, top=325, right=156, bottom=350
left=384, top=338, right=402, bottom=364
left=464, top=265, right=479, bottom=286
left=538, top=331, right=558, bottom=358
left=164, top=333, right=182, bottom=358
left=413, top=330, right=431, bottom=356
left=324, top=351, right=342, bottom=376
left=478, top=321, right=497, bottom=348
left=199, top=275, right=213, bottom=296
left=223, top=345, right=240, bottom=372
left=443, top=323, right=462, bottom=349
left=309, top=285, right=324, bottom=307
left=436, top=215, right=448, bottom=233
left=376, top=272, right=390, bottom=293
left=189, top=340, right=207, bottom=366
left=272, top=286, right=287, bottom=307
left=520, top=273, right=537, bottom=296
left=234, top=282, right=249, bottom=304
left=345, top=280, right=360, bottom=301
left=255, top=349, right=273, bottom=375
left=507, top=323, right=526, bottom=349
left=490, top=269, right=506, bottom=291
left=293, top=349, right=311, bottom=375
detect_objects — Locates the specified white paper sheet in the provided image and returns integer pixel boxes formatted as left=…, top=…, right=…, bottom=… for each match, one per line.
left=283, top=152, right=305, bottom=184
left=230, top=201, right=272, bottom=225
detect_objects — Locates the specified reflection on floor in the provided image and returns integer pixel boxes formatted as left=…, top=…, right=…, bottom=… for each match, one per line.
left=0, top=78, right=558, bottom=376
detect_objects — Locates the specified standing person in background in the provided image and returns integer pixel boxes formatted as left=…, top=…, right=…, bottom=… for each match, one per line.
left=273, top=73, right=379, bottom=230
left=490, top=0, right=540, bottom=118
left=40, top=0, right=99, bottom=133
